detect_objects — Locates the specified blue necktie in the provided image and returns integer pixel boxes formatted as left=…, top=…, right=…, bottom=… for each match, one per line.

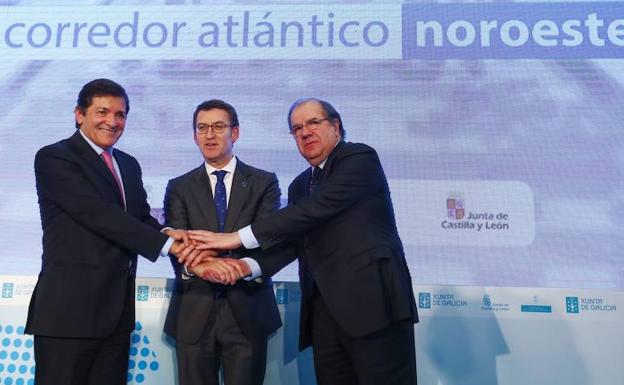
left=212, top=170, right=227, bottom=232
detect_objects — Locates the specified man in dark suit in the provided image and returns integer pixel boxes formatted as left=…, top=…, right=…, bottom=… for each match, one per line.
left=25, top=78, right=195, bottom=385
left=163, top=99, right=284, bottom=385
left=187, top=98, right=419, bottom=385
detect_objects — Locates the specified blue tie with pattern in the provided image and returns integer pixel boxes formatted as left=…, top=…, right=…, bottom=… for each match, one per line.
left=212, top=170, right=228, bottom=232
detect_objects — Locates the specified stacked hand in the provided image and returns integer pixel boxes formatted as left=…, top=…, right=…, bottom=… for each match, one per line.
left=188, top=258, right=251, bottom=285
left=165, top=229, right=250, bottom=285
left=188, top=230, right=243, bottom=251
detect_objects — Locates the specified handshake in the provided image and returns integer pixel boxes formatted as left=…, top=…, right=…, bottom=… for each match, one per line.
left=165, top=229, right=248, bottom=285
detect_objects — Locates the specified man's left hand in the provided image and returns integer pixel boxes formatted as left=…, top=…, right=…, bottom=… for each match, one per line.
left=188, top=230, right=243, bottom=251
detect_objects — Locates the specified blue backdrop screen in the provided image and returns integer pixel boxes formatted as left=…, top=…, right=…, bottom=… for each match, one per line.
left=1, top=1, right=622, bottom=288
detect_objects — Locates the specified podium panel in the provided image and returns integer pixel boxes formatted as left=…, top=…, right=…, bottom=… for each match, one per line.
left=0, top=276, right=622, bottom=385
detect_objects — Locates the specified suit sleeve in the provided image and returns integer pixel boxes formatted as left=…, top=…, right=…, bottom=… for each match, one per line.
left=251, top=146, right=387, bottom=250
left=163, top=179, right=191, bottom=230
left=35, top=146, right=167, bottom=261
left=134, top=162, right=164, bottom=230
left=163, top=179, right=191, bottom=277
left=235, top=172, right=297, bottom=278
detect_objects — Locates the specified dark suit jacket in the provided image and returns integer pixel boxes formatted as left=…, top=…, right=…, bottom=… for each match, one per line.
left=163, top=159, right=283, bottom=344
left=251, top=141, right=418, bottom=349
left=25, top=131, right=168, bottom=338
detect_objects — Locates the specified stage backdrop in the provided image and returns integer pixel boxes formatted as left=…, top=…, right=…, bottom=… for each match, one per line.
left=1, top=1, right=623, bottom=385
left=1, top=0, right=623, bottom=289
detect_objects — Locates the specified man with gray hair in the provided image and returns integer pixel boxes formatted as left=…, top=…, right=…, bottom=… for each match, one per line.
left=187, top=98, right=418, bottom=385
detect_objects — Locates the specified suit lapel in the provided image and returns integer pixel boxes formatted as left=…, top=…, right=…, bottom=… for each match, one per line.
left=190, top=165, right=220, bottom=230
left=290, top=141, right=345, bottom=204
left=290, top=172, right=308, bottom=204
left=112, top=149, right=131, bottom=208
left=318, top=140, right=344, bottom=183
left=69, top=132, right=125, bottom=207
left=224, top=159, right=250, bottom=232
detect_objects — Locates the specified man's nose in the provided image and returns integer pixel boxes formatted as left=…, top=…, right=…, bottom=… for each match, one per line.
left=300, top=125, right=313, bottom=138
left=106, top=114, right=119, bottom=128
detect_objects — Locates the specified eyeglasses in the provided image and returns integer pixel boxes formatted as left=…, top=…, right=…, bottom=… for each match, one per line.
left=290, top=118, right=330, bottom=138
left=195, top=122, right=230, bottom=135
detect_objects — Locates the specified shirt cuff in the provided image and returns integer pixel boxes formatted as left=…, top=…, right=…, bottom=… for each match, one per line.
left=181, top=265, right=195, bottom=279
left=160, top=237, right=175, bottom=258
left=239, top=225, right=260, bottom=249
left=241, top=257, right=262, bottom=280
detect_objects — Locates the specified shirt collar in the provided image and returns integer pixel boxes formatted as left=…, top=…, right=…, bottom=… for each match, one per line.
left=79, top=129, right=111, bottom=156
left=204, top=156, right=237, bottom=176
left=314, top=138, right=341, bottom=171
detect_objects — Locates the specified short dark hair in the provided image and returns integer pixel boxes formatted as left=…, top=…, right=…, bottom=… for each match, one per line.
left=287, top=98, right=346, bottom=139
left=75, top=79, right=129, bottom=129
left=192, top=99, right=239, bottom=132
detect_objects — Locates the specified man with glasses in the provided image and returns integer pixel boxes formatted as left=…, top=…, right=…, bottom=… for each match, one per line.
left=186, top=98, right=419, bottom=385
left=163, top=99, right=285, bottom=385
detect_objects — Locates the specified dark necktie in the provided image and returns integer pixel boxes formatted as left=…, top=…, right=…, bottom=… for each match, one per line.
left=212, top=170, right=228, bottom=298
left=304, top=166, right=322, bottom=299
left=309, top=166, right=322, bottom=195
left=212, top=170, right=228, bottom=232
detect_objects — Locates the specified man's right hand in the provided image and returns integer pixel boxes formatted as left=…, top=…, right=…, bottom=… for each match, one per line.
left=164, top=228, right=191, bottom=246
left=170, top=241, right=219, bottom=265
left=190, top=258, right=250, bottom=285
